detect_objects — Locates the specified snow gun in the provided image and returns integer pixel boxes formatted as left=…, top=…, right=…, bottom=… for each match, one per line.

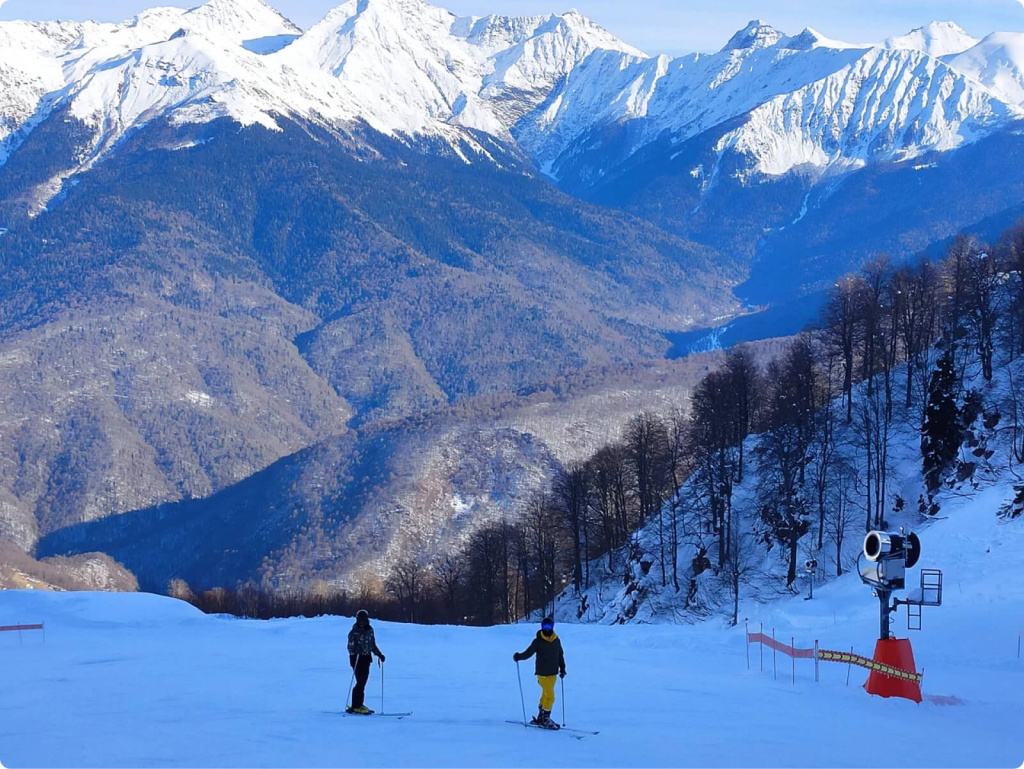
left=856, top=528, right=943, bottom=701
left=858, top=528, right=942, bottom=639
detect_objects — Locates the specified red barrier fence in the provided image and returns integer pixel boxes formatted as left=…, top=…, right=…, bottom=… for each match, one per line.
left=747, top=630, right=815, bottom=659
left=745, top=620, right=921, bottom=685
left=0, top=624, right=43, bottom=632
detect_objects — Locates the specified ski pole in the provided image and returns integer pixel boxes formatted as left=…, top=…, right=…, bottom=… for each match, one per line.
left=380, top=658, right=385, bottom=715
left=345, top=663, right=355, bottom=711
left=515, top=661, right=527, bottom=729
left=560, top=676, right=565, bottom=726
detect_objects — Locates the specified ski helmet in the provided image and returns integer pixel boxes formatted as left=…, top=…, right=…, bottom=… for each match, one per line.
left=541, top=616, right=554, bottom=631
left=356, top=609, right=370, bottom=625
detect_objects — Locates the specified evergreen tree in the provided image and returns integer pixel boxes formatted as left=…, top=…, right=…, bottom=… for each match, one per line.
left=921, top=352, right=961, bottom=497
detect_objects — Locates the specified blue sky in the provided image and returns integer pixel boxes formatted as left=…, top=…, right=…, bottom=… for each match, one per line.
left=1, top=0, right=1022, bottom=54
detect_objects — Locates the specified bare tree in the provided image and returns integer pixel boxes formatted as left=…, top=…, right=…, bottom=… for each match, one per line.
left=891, top=258, right=940, bottom=410
left=552, top=461, right=591, bottom=595
left=823, top=461, right=858, bottom=576
left=432, top=553, right=464, bottom=623
left=998, top=223, right=1024, bottom=359
left=625, top=413, right=671, bottom=584
left=725, top=345, right=761, bottom=481
left=823, top=275, right=862, bottom=422
left=386, top=557, right=426, bottom=623
left=722, top=510, right=756, bottom=626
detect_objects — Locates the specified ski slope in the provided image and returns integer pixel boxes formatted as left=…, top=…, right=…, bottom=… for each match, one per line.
left=1, top=497, right=1023, bottom=769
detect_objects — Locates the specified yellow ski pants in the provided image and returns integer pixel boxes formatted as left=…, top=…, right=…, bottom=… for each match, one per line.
left=537, top=675, right=557, bottom=710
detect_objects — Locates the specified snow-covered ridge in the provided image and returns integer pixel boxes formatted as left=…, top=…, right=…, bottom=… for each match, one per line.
left=944, top=32, right=1024, bottom=106
left=0, top=0, right=1022, bottom=188
left=521, top=19, right=1024, bottom=181
left=886, top=21, right=979, bottom=58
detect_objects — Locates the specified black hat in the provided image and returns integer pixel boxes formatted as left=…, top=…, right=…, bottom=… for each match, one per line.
left=356, top=609, right=369, bottom=623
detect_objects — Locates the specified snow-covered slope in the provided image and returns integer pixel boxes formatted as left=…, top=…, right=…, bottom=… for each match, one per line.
left=282, top=0, right=642, bottom=139
left=0, top=0, right=643, bottom=184
left=886, top=21, right=979, bottom=58
left=715, top=46, right=1014, bottom=177
left=945, top=32, right=1024, bottom=106
left=524, top=21, right=1023, bottom=181
left=0, top=0, right=307, bottom=172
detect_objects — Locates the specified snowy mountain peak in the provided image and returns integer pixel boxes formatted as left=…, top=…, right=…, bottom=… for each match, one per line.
left=723, top=20, right=785, bottom=52
left=944, top=31, right=1024, bottom=106
left=886, top=21, right=978, bottom=58
left=782, top=27, right=859, bottom=52
left=184, top=0, right=301, bottom=46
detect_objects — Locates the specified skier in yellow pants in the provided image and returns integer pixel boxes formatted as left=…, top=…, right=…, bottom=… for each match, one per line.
left=513, top=616, right=567, bottom=729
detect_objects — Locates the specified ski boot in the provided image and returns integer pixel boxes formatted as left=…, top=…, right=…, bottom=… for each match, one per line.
left=535, top=708, right=559, bottom=730
left=346, top=705, right=374, bottom=715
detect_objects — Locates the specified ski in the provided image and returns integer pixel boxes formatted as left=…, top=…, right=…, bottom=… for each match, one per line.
left=348, top=712, right=412, bottom=718
left=325, top=711, right=413, bottom=718
left=505, top=720, right=598, bottom=736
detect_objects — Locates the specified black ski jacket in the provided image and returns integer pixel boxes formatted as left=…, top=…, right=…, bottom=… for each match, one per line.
left=348, top=623, right=382, bottom=661
left=517, top=631, right=566, bottom=677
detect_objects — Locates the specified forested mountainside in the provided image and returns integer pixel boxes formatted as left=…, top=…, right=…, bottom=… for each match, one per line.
left=37, top=352, right=732, bottom=593
left=5, top=0, right=1024, bottom=599
left=0, top=119, right=734, bottom=554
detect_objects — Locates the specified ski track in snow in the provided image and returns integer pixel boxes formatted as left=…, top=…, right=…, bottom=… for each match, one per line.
left=1, top=495, right=1023, bottom=769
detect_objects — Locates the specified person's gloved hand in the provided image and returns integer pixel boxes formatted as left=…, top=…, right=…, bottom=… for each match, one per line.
left=377, top=653, right=386, bottom=663
left=513, top=652, right=521, bottom=662
left=559, top=669, right=566, bottom=679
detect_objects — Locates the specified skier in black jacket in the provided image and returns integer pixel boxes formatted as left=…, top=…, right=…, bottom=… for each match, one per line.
left=513, top=616, right=566, bottom=729
left=346, top=609, right=385, bottom=714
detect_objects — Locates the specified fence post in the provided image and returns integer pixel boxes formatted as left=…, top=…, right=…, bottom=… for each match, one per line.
left=1018, top=631, right=1021, bottom=660
left=745, top=620, right=750, bottom=670
left=772, top=628, right=777, bottom=681
left=791, top=637, right=796, bottom=685
left=814, top=640, right=819, bottom=684
left=759, top=623, right=763, bottom=672
left=846, top=647, right=853, bottom=686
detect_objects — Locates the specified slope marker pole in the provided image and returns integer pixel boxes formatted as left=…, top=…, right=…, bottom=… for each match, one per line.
left=745, top=620, right=750, bottom=670
left=772, top=628, right=777, bottom=681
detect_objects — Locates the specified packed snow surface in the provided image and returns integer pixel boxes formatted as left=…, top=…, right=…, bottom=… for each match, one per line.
left=1, top=501, right=1023, bottom=767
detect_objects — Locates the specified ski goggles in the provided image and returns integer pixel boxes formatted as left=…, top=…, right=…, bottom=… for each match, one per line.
left=541, top=621, right=554, bottom=630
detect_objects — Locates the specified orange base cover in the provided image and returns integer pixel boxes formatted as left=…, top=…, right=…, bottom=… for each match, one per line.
left=864, top=638, right=921, bottom=703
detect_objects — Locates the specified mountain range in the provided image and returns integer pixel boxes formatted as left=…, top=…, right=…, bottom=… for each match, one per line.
left=3, top=0, right=1024, bottom=591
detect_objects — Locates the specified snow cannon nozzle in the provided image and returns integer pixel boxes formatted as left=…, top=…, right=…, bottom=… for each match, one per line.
left=860, top=529, right=921, bottom=591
